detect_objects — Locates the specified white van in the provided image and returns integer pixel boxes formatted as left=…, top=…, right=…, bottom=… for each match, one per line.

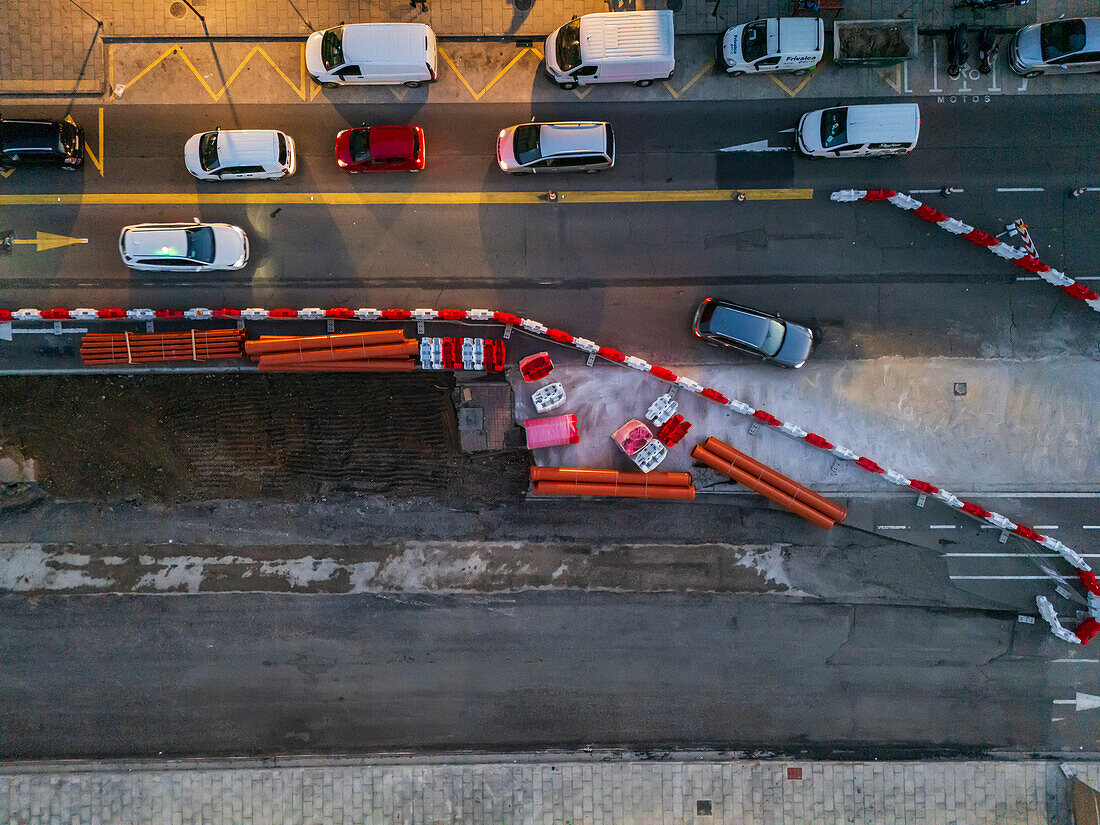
left=184, top=129, right=296, bottom=180
left=797, top=103, right=920, bottom=158
left=306, top=23, right=438, bottom=88
left=544, top=11, right=675, bottom=89
left=719, top=17, right=824, bottom=76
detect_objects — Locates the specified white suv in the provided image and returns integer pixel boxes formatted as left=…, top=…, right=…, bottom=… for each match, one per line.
left=184, top=129, right=295, bottom=181
left=496, top=121, right=614, bottom=174
left=119, top=221, right=249, bottom=271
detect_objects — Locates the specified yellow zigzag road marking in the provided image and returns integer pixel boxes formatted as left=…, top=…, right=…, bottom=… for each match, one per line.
left=878, top=64, right=903, bottom=93
left=664, top=60, right=714, bottom=99
left=767, top=66, right=820, bottom=97
left=118, top=44, right=308, bottom=101
left=0, top=189, right=814, bottom=206
left=0, top=169, right=15, bottom=179
left=438, top=46, right=536, bottom=101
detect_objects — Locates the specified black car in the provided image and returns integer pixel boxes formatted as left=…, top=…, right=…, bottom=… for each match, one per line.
left=0, top=115, right=84, bottom=170
left=692, top=298, right=814, bottom=369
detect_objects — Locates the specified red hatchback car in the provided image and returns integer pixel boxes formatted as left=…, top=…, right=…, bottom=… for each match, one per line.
left=335, top=125, right=425, bottom=172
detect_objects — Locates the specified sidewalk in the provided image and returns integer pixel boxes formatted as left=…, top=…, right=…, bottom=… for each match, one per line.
left=5, top=0, right=1094, bottom=94
left=0, top=753, right=1094, bottom=824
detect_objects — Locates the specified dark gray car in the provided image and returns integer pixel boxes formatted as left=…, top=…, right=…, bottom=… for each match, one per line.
left=692, top=298, right=814, bottom=369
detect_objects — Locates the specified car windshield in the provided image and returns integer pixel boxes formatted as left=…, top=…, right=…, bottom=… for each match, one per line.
left=759, top=319, right=786, bottom=356
left=513, top=125, right=542, bottom=165
left=198, top=132, right=219, bottom=171
left=349, top=129, right=372, bottom=163
left=741, top=20, right=768, bottom=63
left=556, top=19, right=582, bottom=72
left=186, top=227, right=215, bottom=263
left=820, top=108, right=847, bottom=149
left=321, top=26, right=346, bottom=70
left=59, top=122, right=79, bottom=154
left=1040, top=19, right=1086, bottom=62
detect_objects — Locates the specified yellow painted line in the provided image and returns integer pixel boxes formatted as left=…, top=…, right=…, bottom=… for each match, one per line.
left=664, top=60, right=714, bottom=99
left=119, top=44, right=309, bottom=102
left=767, top=67, right=819, bottom=98
left=12, top=232, right=89, bottom=252
left=0, top=168, right=14, bottom=180
left=0, top=189, right=813, bottom=206
left=437, top=46, right=479, bottom=100
left=84, top=107, right=105, bottom=177
left=119, top=45, right=179, bottom=92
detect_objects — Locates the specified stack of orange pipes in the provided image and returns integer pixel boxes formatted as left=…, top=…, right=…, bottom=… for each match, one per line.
left=692, top=436, right=847, bottom=529
left=80, top=329, right=245, bottom=366
left=531, top=466, right=696, bottom=500
left=243, top=329, right=418, bottom=372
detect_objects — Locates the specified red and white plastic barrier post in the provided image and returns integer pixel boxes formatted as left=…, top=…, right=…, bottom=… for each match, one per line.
left=3, top=301, right=1094, bottom=641
left=831, top=189, right=1100, bottom=315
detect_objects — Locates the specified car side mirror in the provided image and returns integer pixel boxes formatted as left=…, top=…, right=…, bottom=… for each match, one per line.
left=193, top=216, right=200, bottom=223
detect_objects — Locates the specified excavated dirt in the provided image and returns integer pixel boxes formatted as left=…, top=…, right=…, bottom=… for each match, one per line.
left=0, top=375, right=527, bottom=503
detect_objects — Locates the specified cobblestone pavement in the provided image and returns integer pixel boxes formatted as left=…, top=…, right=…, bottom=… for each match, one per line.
left=1, top=754, right=1096, bottom=825
left=4, top=0, right=1094, bottom=92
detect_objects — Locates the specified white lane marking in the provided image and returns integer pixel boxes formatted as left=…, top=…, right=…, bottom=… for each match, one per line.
left=876, top=525, right=910, bottom=530
left=1053, top=659, right=1100, bottom=663
left=1054, top=693, right=1100, bottom=712
left=1034, top=525, right=1059, bottom=530
left=996, top=187, right=1044, bottom=192
left=1019, top=276, right=1100, bottom=280
left=719, top=140, right=791, bottom=153
left=950, top=574, right=1071, bottom=580
left=1085, top=526, right=1100, bottom=530
left=930, top=524, right=957, bottom=529
left=943, top=552, right=1100, bottom=558
left=909, top=189, right=948, bottom=194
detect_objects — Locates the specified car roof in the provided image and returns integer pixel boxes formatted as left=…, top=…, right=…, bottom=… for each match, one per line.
left=341, top=23, right=430, bottom=62
left=123, top=227, right=192, bottom=257
left=578, top=11, right=674, bottom=61
left=843, top=103, right=920, bottom=142
left=368, top=125, right=416, bottom=157
left=212, top=129, right=281, bottom=162
left=0, top=118, right=61, bottom=151
left=538, top=122, right=608, bottom=157
left=707, top=302, right=774, bottom=348
left=776, top=17, right=821, bottom=52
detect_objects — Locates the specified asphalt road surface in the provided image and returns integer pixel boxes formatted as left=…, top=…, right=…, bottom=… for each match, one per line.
left=0, top=591, right=1078, bottom=760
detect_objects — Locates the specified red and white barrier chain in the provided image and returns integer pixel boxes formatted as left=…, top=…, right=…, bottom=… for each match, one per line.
left=831, top=189, right=1100, bottom=314
left=4, top=301, right=1095, bottom=641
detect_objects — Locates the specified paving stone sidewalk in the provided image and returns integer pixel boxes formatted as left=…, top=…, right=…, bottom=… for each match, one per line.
left=7, top=0, right=1092, bottom=93
left=2, top=754, right=1098, bottom=825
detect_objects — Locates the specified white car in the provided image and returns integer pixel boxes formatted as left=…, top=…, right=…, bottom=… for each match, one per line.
left=718, top=17, right=824, bottom=76
left=496, top=122, right=614, bottom=174
left=1010, top=17, right=1100, bottom=77
left=184, top=129, right=295, bottom=181
left=119, top=221, right=249, bottom=271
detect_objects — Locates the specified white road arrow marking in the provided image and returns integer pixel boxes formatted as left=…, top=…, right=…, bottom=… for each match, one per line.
left=719, top=139, right=791, bottom=153
left=1053, top=693, right=1100, bottom=712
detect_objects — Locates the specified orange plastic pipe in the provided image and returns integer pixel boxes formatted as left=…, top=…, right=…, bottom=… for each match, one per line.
left=530, top=466, right=693, bottom=487
left=534, top=481, right=695, bottom=501
left=692, top=445, right=835, bottom=530
left=255, top=340, right=417, bottom=366
left=703, top=437, right=847, bottom=523
left=244, top=329, right=406, bottom=355
left=257, top=359, right=416, bottom=372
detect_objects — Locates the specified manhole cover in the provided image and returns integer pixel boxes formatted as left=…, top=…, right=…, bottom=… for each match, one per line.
left=513, top=0, right=534, bottom=9
left=170, top=1, right=187, bottom=17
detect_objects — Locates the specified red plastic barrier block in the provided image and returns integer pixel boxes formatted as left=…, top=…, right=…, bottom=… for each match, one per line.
left=267, top=308, right=298, bottom=318
left=325, top=308, right=356, bottom=319
left=752, top=410, right=782, bottom=426
left=908, top=479, right=939, bottom=494
left=1076, top=617, right=1100, bottom=645
left=856, top=456, right=884, bottom=474
left=1078, top=569, right=1100, bottom=597
left=545, top=328, right=573, bottom=344
left=41, top=308, right=71, bottom=320
left=381, top=309, right=412, bottom=320
left=700, top=388, right=730, bottom=404
left=649, top=365, right=679, bottom=383
left=494, top=312, right=523, bottom=327
left=437, top=309, right=467, bottom=321
left=961, top=501, right=992, bottom=519
left=1013, top=524, right=1043, bottom=542
left=485, top=339, right=506, bottom=371
left=155, top=309, right=184, bottom=318
left=520, top=352, right=553, bottom=382
left=803, top=432, right=834, bottom=450
left=963, top=229, right=998, bottom=247
left=597, top=346, right=625, bottom=362
left=1063, top=283, right=1100, bottom=302
left=0, top=310, right=11, bottom=321
left=98, top=308, right=127, bottom=319
left=213, top=308, right=242, bottom=318
left=914, top=204, right=947, bottom=223
left=657, top=415, right=691, bottom=447
left=864, top=189, right=898, bottom=201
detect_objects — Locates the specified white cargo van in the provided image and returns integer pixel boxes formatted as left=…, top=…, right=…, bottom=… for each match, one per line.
left=306, top=23, right=438, bottom=88
left=184, top=129, right=296, bottom=180
left=719, top=17, right=824, bottom=76
left=544, top=11, right=675, bottom=89
left=797, top=103, right=920, bottom=158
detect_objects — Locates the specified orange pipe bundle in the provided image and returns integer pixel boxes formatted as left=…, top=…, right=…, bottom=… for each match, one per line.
left=533, top=480, right=695, bottom=501
left=692, top=443, right=836, bottom=530
left=531, top=466, right=693, bottom=487
left=257, top=359, right=415, bottom=373
left=81, top=329, right=244, bottom=365
left=255, top=339, right=418, bottom=367
left=702, top=437, right=847, bottom=523
left=243, top=329, right=405, bottom=356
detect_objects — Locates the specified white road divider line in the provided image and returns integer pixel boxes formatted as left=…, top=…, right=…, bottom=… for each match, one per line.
left=875, top=525, right=910, bottom=530
left=996, top=187, right=1045, bottom=192
left=930, top=524, right=958, bottom=529
left=951, top=575, right=1071, bottom=580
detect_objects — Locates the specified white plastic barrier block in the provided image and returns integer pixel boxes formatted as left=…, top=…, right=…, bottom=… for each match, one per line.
left=532, top=382, right=567, bottom=413
left=888, top=193, right=922, bottom=210
left=520, top=319, right=548, bottom=335
left=830, top=190, right=867, bottom=202
left=632, top=440, right=668, bottom=473
left=675, top=377, right=705, bottom=393
left=466, top=309, right=494, bottom=320
left=184, top=308, right=213, bottom=320
left=645, top=394, right=678, bottom=426
left=355, top=308, right=382, bottom=320
left=573, top=337, right=599, bottom=354
left=412, top=308, right=438, bottom=320
left=70, top=308, right=100, bottom=320
left=727, top=400, right=755, bottom=416
left=623, top=356, right=651, bottom=372
left=127, top=308, right=156, bottom=320
left=241, top=308, right=269, bottom=320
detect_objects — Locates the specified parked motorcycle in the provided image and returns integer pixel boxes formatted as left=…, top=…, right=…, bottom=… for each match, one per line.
left=977, top=26, right=998, bottom=74
left=947, top=23, right=969, bottom=79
